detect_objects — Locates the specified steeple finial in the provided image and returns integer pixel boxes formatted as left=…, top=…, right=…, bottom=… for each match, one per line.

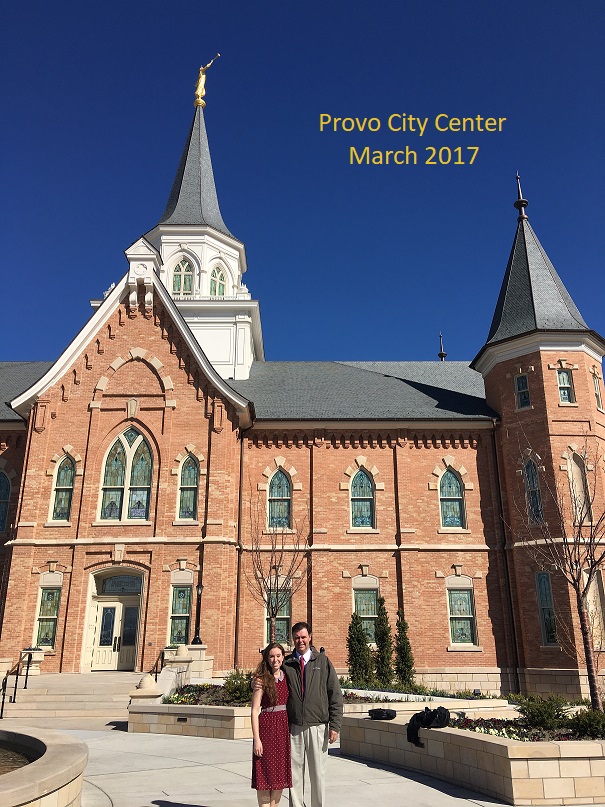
left=194, top=54, right=221, bottom=108
left=514, top=172, right=529, bottom=221
left=438, top=332, right=447, bottom=362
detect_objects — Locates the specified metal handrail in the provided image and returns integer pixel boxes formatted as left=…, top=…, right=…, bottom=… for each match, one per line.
left=150, top=650, right=165, bottom=683
left=0, top=651, right=33, bottom=719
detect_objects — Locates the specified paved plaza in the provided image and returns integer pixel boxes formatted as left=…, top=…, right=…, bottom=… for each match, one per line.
left=27, top=719, right=510, bottom=807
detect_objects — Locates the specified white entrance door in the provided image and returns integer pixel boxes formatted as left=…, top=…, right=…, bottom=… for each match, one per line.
left=91, top=599, right=139, bottom=671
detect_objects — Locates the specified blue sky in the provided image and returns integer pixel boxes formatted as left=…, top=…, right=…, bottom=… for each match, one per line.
left=2, top=1, right=603, bottom=363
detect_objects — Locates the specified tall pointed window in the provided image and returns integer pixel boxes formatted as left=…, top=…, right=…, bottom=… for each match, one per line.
left=515, top=374, right=531, bottom=409
left=440, top=469, right=465, bottom=528
left=536, top=572, right=557, bottom=646
left=351, top=469, right=374, bottom=528
left=268, top=470, right=291, bottom=528
left=524, top=459, right=543, bottom=524
left=570, top=454, right=592, bottom=524
left=52, top=457, right=75, bottom=521
left=172, top=259, right=194, bottom=295
left=446, top=576, right=477, bottom=645
left=593, top=374, right=603, bottom=410
left=0, top=472, right=9, bottom=532
left=179, top=455, right=199, bottom=520
left=100, top=428, right=153, bottom=521
left=210, top=267, right=226, bottom=297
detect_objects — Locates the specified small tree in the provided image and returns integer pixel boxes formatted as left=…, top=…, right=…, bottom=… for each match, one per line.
left=394, top=609, right=415, bottom=688
left=245, top=496, right=309, bottom=644
left=374, top=596, right=393, bottom=688
left=347, top=612, right=373, bottom=687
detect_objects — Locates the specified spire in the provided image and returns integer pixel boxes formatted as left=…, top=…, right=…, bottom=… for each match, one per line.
left=438, top=333, right=447, bottom=361
left=481, top=179, right=589, bottom=349
left=158, top=104, right=234, bottom=238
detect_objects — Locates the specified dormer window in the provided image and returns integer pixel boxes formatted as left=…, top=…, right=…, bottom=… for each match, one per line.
left=557, top=369, right=575, bottom=403
left=210, top=267, right=226, bottom=297
left=515, top=374, right=531, bottom=409
left=173, top=259, right=193, bottom=296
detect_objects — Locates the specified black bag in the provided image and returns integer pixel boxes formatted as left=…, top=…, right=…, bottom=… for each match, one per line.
left=368, top=708, right=397, bottom=720
left=406, top=706, right=451, bottom=747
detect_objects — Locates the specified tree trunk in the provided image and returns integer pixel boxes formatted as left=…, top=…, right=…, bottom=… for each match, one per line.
left=577, top=593, right=603, bottom=711
left=269, top=616, right=276, bottom=644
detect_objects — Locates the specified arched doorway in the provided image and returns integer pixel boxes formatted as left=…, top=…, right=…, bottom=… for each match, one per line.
left=87, top=570, right=143, bottom=671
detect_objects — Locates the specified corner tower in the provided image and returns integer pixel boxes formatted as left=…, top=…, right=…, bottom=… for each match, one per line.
left=472, top=178, right=605, bottom=697
left=130, top=72, right=264, bottom=380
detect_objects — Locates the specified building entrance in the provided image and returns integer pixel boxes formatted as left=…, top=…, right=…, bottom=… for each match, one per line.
left=87, top=572, right=143, bottom=672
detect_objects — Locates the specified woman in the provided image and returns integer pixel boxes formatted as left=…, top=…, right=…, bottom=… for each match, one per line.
left=251, top=642, right=292, bottom=807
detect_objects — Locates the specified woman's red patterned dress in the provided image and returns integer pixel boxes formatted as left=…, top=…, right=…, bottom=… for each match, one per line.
left=252, top=674, right=292, bottom=791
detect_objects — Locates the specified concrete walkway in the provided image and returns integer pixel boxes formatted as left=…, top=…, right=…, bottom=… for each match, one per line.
left=39, top=722, right=509, bottom=807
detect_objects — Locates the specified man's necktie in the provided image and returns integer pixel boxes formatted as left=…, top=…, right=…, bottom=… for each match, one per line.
left=300, top=656, right=305, bottom=695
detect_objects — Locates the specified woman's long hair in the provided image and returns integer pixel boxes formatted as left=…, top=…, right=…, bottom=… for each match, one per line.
left=253, top=642, right=286, bottom=706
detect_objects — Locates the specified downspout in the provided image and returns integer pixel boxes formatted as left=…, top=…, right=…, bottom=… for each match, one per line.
left=490, top=418, right=521, bottom=693
left=392, top=438, right=404, bottom=611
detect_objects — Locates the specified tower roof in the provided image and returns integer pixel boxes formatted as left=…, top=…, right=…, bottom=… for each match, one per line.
left=158, top=106, right=234, bottom=238
left=483, top=183, right=590, bottom=350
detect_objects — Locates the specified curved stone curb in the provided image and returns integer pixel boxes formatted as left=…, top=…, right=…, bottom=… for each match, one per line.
left=0, top=725, right=88, bottom=807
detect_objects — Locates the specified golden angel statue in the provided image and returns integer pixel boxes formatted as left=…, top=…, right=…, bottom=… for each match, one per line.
left=194, top=54, right=221, bottom=107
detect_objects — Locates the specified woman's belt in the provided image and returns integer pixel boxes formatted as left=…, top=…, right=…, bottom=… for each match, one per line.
left=261, top=704, right=287, bottom=713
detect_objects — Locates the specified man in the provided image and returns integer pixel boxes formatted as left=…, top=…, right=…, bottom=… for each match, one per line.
left=283, top=621, right=343, bottom=807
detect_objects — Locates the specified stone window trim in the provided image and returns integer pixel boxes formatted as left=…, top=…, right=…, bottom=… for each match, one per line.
left=209, top=261, right=232, bottom=297
left=258, top=458, right=302, bottom=528
left=168, top=567, right=194, bottom=646
left=535, top=571, right=558, bottom=648
left=445, top=573, right=481, bottom=650
left=266, top=575, right=292, bottom=645
left=590, top=366, right=604, bottom=411
left=0, top=459, right=17, bottom=535
left=547, top=359, right=578, bottom=405
left=516, top=450, right=545, bottom=526
left=90, top=349, right=177, bottom=411
left=34, top=582, right=63, bottom=650
left=340, top=456, right=384, bottom=531
left=352, top=572, right=380, bottom=645
left=46, top=452, right=79, bottom=525
left=514, top=373, right=532, bottom=410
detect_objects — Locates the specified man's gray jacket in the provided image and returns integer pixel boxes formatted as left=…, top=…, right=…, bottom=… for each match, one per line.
left=283, top=647, right=343, bottom=733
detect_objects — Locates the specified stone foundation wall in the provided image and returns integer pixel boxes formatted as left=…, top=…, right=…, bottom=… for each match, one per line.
left=415, top=666, right=516, bottom=696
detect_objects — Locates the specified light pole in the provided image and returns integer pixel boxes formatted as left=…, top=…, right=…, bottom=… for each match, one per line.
left=191, top=583, right=204, bottom=644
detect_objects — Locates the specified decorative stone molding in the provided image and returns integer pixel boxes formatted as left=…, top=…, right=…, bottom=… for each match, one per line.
left=259, top=458, right=302, bottom=491
left=46, top=446, right=83, bottom=477
left=0, top=458, right=17, bottom=480
left=341, top=456, right=384, bottom=490
left=429, top=456, right=474, bottom=491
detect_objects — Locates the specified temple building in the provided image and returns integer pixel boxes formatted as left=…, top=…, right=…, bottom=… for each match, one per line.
left=0, top=82, right=604, bottom=697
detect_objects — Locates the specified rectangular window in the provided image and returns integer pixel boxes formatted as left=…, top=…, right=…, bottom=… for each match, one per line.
left=448, top=588, right=476, bottom=644
left=557, top=369, right=575, bottom=403
left=36, top=588, right=61, bottom=648
left=515, top=374, right=531, bottom=409
left=266, top=591, right=291, bottom=644
left=536, top=572, right=557, bottom=645
left=593, top=375, right=603, bottom=410
left=169, top=586, right=192, bottom=645
left=354, top=589, right=378, bottom=642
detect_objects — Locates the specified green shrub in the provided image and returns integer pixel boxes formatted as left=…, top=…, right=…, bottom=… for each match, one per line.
left=222, top=669, right=253, bottom=704
left=394, top=609, right=415, bottom=688
left=374, top=597, right=393, bottom=688
left=347, top=613, right=374, bottom=688
left=568, top=708, right=605, bottom=739
left=515, top=694, right=570, bottom=731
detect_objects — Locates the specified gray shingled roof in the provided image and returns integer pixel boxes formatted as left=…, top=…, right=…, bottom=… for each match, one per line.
left=232, top=361, right=495, bottom=421
left=0, top=362, right=53, bottom=421
left=485, top=218, right=588, bottom=345
left=155, top=107, right=234, bottom=238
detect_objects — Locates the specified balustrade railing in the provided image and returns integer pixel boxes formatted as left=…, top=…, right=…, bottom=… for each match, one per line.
left=0, top=651, right=34, bottom=719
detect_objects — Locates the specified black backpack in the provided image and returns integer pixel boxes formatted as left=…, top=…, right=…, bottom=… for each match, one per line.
left=406, top=706, right=451, bottom=747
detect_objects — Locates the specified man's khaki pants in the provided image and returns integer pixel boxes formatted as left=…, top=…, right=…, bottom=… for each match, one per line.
left=289, top=723, right=329, bottom=807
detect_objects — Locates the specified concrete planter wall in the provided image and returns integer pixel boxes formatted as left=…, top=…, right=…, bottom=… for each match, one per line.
left=340, top=715, right=605, bottom=806
left=0, top=726, right=88, bottom=807
left=128, top=698, right=509, bottom=740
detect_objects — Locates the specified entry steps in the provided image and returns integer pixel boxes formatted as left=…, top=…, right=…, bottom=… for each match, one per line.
left=1, top=671, right=142, bottom=719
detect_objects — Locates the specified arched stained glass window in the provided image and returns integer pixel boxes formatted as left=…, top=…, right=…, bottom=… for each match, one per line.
left=52, top=457, right=75, bottom=521
left=179, top=455, right=199, bottom=520
left=351, top=469, right=374, bottom=528
left=524, top=460, right=543, bottom=523
left=440, top=469, right=465, bottom=528
left=269, top=470, right=291, bottom=528
left=172, top=259, right=193, bottom=295
left=210, top=267, right=226, bottom=297
left=0, top=472, right=10, bottom=532
left=100, top=429, right=153, bottom=521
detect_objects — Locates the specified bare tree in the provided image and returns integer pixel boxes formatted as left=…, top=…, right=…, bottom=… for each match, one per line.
left=245, top=497, right=310, bottom=645
left=514, top=442, right=605, bottom=710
